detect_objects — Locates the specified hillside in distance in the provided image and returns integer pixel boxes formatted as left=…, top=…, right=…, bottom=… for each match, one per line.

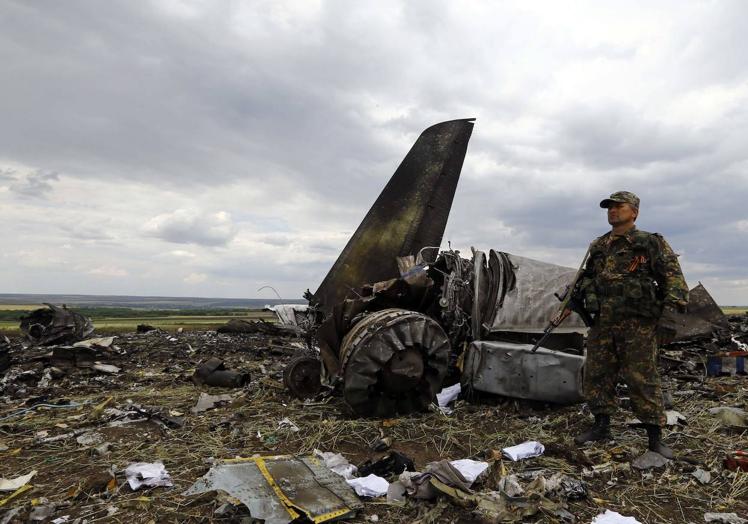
left=0, top=293, right=306, bottom=310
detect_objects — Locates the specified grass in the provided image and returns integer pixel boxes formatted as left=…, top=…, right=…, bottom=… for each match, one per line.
left=722, top=306, right=748, bottom=315
left=0, top=307, right=276, bottom=334
left=0, top=304, right=45, bottom=311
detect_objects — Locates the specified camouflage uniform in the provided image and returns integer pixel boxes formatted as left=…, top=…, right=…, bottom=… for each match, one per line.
left=578, top=222, right=689, bottom=427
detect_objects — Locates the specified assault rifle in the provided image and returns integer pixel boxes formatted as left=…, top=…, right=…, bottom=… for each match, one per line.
left=530, top=244, right=594, bottom=353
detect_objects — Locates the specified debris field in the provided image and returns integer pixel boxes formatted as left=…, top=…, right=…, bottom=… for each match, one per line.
left=1, top=315, right=747, bottom=523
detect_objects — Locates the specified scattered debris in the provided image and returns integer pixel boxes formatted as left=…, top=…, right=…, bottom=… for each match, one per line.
left=692, top=468, right=711, bottom=484
left=217, top=318, right=300, bottom=336
left=28, top=504, right=56, bottom=522
left=436, top=382, right=461, bottom=414
left=0, top=471, right=36, bottom=492
left=347, top=474, right=389, bottom=498
left=183, top=456, right=362, bottom=523
left=191, top=392, right=235, bottom=414
left=709, top=406, right=748, bottom=429
left=283, top=355, right=321, bottom=399
left=502, top=440, right=545, bottom=461
left=358, top=451, right=415, bottom=478
left=75, top=431, right=104, bottom=447
left=265, top=304, right=310, bottom=326
left=192, top=357, right=250, bottom=388
left=315, top=450, right=358, bottom=480
left=704, top=513, right=748, bottom=524
left=631, top=451, right=669, bottom=470
left=92, top=363, right=121, bottom=374
left=72, top=336, right=115, bottom=349
left=724, top=450, right=748, bottom=471
left=0, top=336, right=10, bottom=374
left=591, top=510, right=643, bottom=523
left=449, top=459, right=489, bottom=484
left=277, top=417, right=300, bottom=432
left=20, top=304, right=94, bottom=345
left=125, top=462, right=173, bottom=490
left=136, top=324, right=157, bottom=333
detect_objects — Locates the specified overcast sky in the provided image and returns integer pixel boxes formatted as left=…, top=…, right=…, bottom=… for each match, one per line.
left=1, top=0, right=747, bottom=304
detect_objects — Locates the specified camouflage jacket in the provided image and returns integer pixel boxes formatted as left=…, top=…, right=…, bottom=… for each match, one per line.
left=577, top=227, right=688, bottom=322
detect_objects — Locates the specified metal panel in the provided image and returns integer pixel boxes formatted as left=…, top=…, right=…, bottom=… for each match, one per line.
left=462, top=341, right=584, bottom=404
left=488, top=254, right=588, bottom=334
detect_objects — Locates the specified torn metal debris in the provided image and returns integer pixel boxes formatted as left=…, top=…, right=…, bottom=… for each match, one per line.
left=192, top=357, right=250, bottom=388
left=183, top=455, right=362, bottom=524
left=20, top=304, right=94, bottom=346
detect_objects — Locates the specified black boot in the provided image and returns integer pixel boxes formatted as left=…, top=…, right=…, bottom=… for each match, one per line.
left=645, top=424, right=673, bottom=459
left=574, top=414, right=611, bottom=445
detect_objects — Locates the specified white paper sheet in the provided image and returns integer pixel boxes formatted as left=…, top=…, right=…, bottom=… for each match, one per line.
left=449, top=459, right=489, bottom=485
left=125, top=462, right=173, bottom=490
left=502, top=441, right=545, bottom=461
left=436, top=383, right=461, bottom=407
left=346, top=474, right=389, bottom=497
left=314, top=450, right=358, bottom=480
left=591, top=509, right=642, bottom=524
left=0, top=470, right=36, bottom=492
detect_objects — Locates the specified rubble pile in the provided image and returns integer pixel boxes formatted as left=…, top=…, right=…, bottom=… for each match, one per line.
left=0, top=320, right=745, bottom=523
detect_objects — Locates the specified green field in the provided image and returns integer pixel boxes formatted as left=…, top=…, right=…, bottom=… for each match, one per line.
left=0, top=305, right=276, bottom=334
left=722, top=306, right=748, bottom=315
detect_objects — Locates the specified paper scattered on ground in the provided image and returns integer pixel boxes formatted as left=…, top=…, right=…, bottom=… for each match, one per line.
left=627, top=410, right=686, bottom=426
left=436, top=383, right=461, bottom=407
left=665, top=410, right=687, bottom=425
left=708, top=406, right=748, bottom=428
left=278, top=417, right=300, bottom=432
left=93, top=363, right=121, bottom=374
left=502, top=440, right=545, bottom=461
left=704, top=513, right=748, bottom=524
left=692, top=468, right=711, bottom=484
left=76, top=431, right=104, bottom=446
left=591, top=509, right=642, bottom=523
left=0, top=470, right=36, bottom=492
left=125, top=462, right=173, bottom=490
left=314, top=450, right=358, bottom=480
left=449, top=459, right=489, bottom=484
left=346, top=474, right=389, bottom=497
left=631, top=451, right=669, bottom=470
left=191, top=392, right=234, bottom=414
left=73, top=336, right=116, bottom=348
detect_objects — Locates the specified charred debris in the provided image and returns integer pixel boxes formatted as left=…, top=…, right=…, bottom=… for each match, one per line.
left=281, top=118, right=734, bottom=418
left=1, top=119, right=746, bottom=524
left=8, top=119, right=735, bottom=421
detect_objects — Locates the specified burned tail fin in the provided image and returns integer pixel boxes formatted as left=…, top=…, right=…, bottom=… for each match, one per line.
left=313, top=118, right=475, bottom=314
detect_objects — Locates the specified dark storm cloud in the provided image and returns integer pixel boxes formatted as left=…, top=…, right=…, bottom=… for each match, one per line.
left=554, top=105, right=715, bottom=169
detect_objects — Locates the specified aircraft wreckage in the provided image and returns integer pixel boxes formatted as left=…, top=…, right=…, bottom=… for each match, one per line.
left=280, top=118, right=729, bottom=417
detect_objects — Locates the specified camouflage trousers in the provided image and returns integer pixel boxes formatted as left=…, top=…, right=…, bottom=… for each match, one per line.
left=583, top=317, right=666, bottom=427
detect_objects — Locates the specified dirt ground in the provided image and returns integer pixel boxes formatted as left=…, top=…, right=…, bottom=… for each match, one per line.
left=1, top=323, right=746, bottom=523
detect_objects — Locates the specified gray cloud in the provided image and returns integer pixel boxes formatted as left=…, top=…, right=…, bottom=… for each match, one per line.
left=143, top=209, right=237, bottom=247
left=0, top=1, right=747, bottom=303
left=9, top=170, right=59, bottom=198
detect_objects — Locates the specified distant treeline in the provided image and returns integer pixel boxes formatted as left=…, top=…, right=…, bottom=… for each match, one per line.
left=0, top=307, right=266, bottom=321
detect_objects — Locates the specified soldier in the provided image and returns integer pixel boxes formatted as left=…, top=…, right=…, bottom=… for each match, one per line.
left=574, top=191, right=688, bottom=458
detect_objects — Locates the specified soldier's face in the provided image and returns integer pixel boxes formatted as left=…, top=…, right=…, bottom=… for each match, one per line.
left=607, top=202, right=637, bottom=226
